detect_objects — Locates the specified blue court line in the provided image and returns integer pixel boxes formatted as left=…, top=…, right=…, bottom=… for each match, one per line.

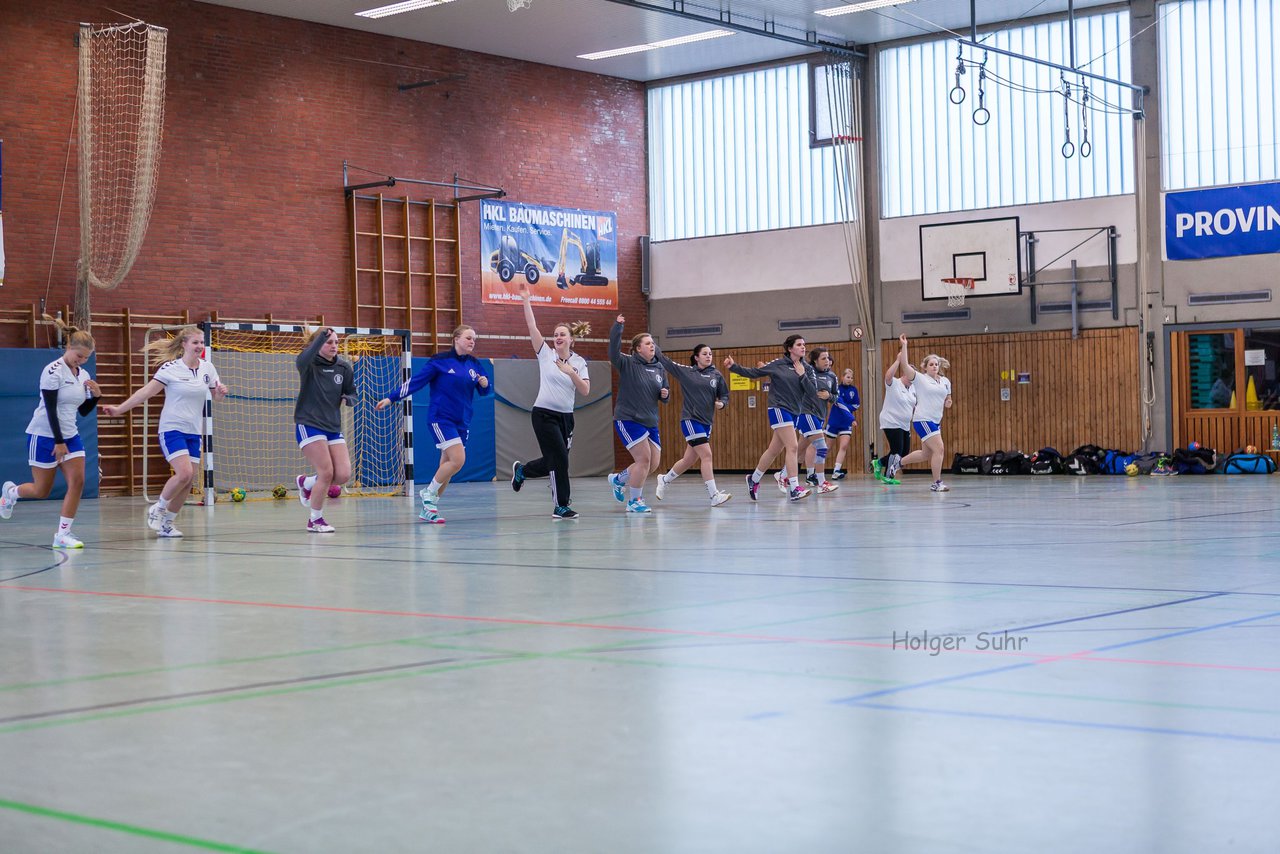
left=997, top=592, right=1229, bottom=634
left=832, top=608, right=1280, bottom=707
left=853, top=702, right=1280, bottom=745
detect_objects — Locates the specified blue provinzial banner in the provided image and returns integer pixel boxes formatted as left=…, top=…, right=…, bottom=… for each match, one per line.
left=480, top=200, right=618, bottom=311
left=1165, top=181, right=1280, bottom=261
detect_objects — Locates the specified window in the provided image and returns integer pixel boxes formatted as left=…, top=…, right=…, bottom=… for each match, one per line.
left=1159, top=0, right=1280, bottom=190
left=878, top=10, right=1134, bottom=217
left=648, top=62, right=847, bottom=241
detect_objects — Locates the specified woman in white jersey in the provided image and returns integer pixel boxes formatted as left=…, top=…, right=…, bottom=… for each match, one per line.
left=101, top=327, right=228, bottom=538
left=0, top=316, right=102, bottom=549
left=877, top=334, right=917, bottom=486
left=510, top=281, right=590, bottom=520
left=895, top=335, right=953, bottom=491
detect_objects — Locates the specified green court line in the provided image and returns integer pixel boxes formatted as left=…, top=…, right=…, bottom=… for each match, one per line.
left=0, top=798, right=274, bottom=853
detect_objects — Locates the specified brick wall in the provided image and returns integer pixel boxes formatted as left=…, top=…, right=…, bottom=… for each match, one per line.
left=0, top=0, right=648, bottom=359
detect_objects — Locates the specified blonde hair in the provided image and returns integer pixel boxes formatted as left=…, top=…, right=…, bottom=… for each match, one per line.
left=919, top=354, right=951, bottom=372
left=631, top=332, right=653, bottom=350
left=305, top=326, right=335, bottom=346
left=557, top=320, right=591, bottom=339
left=46, top=314, right=95, bottom=352
left=452, top=325, right=475, bottom=340
left=143, top=325, right=202, bottom=367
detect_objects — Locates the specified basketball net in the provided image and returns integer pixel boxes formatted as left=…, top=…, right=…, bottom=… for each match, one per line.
left=76, top=22, right=167, bottom=302
left=507, top=0, right=532, bottom=10
left=940, top=277, right=975, bottom=307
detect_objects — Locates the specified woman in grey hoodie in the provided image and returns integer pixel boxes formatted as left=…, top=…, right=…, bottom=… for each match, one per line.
left=607, top=315, right=669, bottom=513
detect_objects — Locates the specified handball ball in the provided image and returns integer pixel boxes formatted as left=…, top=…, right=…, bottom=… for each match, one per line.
left=328, top=484, right=343, bottom=499
left=1124, top=463, right=1139, bottom=477
left=230, top=487, right=247, bottom=502
left=1188, top=441, right=1200, bottom=451
left=272, top=484, right=288, bottom=499
left=1246, top=444, right=1258, bottom=454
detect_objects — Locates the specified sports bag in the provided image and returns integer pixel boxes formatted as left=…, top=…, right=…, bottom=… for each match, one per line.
left=1220, top=453, right=1276, bottom=474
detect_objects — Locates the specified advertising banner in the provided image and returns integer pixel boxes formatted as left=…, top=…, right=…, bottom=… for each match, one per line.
left=1165, top=181, right=1280, bottom=261
left=481, top=200, right=618, bottom=310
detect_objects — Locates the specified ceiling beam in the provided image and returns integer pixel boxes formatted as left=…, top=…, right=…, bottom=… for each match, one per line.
left=597, top=0, right=864, bottom=59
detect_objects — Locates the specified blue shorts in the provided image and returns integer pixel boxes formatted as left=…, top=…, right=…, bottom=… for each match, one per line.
left=160, top=430, right=202, bottom=462
left=796, top=413, right=825, bottom=437
left=430, top=420, right=468, bottom=450
left=767, top=407, right=797, bottom=430
left=27, top=433, right=85, bottom=469
left=615, top=420, right=660, bottom=450
left=680, top=420, right=711, bottom=442
left=913, top=420, right=942, bottom=441
left=296, top=424, right=346, bottom=448
left=825, top=409, right=854, bottom=437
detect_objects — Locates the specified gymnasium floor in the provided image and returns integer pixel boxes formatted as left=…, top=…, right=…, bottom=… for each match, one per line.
left=1, top=473, right=1278, bottom=853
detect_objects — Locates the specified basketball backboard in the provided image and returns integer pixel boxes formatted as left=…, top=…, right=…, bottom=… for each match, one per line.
left=920, top=216, right=1022, bottom=301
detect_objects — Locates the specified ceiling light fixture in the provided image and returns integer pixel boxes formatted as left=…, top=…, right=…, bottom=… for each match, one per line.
left=816, top=0, right=918, bottom=17
left=578, top=29, right=733, bottom=61
left=356, top=0, right=457, bottom=20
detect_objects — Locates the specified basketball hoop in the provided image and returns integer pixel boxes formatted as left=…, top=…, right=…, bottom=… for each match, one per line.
left=940, top=277, right=975, bottom=307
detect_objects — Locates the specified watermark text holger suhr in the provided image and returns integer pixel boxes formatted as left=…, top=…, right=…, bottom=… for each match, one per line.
left=891, top=630, right=1029, bottom=655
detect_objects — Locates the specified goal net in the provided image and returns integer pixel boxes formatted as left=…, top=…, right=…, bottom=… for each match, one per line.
left=204, top=323, right=413, bottom=503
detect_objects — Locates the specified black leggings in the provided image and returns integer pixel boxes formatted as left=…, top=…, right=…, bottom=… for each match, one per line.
left=880, top=427, right=911, bottom=467
left=522, top=407, right=574, bottom=506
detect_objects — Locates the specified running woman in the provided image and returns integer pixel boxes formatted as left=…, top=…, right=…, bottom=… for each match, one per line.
left=376, top=325, right=492, bottom=524
left=607, top=315, right=669, bottom=514
left=877, top=334, right=917, bottom=486
left=827, top=368, right=861, bottom=480
left=294, top=327, right=357, bottom=533
left=652, top=342, right=732, bottom=506
left=0, top=316, right=102, bottom=548
left=510, top=282, right=590, bottom=520
left=101, top=326, right=228, bottom=538
left=724, top=334, right=813, bottom=502
left=799, top=347, right=840, bottom=494
left=894, top=335, right=953, bottom=491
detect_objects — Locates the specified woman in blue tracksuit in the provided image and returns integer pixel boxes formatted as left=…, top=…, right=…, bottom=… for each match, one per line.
left=376, top=325, right=491, bottom=524
left=826, top=368, right=860, bottom=480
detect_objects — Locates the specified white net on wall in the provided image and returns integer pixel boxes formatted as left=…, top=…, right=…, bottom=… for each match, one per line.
left=209, top=327, right=409, bottom=500
left=77, top=21, right=167, bottom=292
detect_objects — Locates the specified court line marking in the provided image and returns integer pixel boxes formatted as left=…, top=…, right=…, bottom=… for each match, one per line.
left=995, top=592, right=1229, bottom=634
left=0, top=797, right=273, bottom=853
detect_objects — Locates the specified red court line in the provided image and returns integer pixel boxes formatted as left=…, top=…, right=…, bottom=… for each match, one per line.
left=5, top=584, right=1278, bottom=674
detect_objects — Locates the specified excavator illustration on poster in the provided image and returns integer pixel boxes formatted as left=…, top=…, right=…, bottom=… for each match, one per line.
left=490, top=234, right=555, bottom=285
left=554, top=228, right=609, bottom=290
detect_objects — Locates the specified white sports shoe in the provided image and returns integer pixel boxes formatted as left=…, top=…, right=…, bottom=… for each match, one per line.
left=157, top=522, right=184, bottom=538
left=307, top=517, right=336, bottom=533
left=774, top=471, right=789, bottom=494
left=146, top=502, right=164, bottom=532
left=788, top=486, right=811, bottom=502
left=817, top=480, right=839, bottom=495
left=297, top=474, right=313, bottom=508
left=52, top=531, right=84, bottom=549
left=930, top=480, right=951, bottom=492
left=710, top=490, right=732, bottom=506
left=654, top=474, right=668, bottom=501
left=0, top=481, right=16, bottom=520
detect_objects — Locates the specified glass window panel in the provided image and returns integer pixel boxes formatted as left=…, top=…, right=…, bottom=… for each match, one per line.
left=1187, top=332, right=1236, bottom=410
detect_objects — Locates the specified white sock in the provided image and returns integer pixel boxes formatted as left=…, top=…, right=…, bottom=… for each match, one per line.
left=163, top=510, right=178, bottom=522
left=310, top=508, right=323, bottom=521
left=428, top=479, right=443, bottom=495
left=616, top=470, right=630, bottom=485
left=788, top=477, right=800, bottom=490
left=303, top=475, right=317, bottom=492
left=751, top=470, right=764, bottom=484
left=155, top=497, right=170, bottom=511
left=629, top=487, right=642, bottom=501
left=664, top=469, right=679, bottom=483
left=59, top=516, right=74, bottom=532
left=705, top=479, right=717, bottom=498
left=807, top=467, right=816, bottom=478
left=832, top=464, right=843, bottom=474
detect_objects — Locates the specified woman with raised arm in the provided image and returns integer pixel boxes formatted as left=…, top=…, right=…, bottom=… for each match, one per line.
left=606, top=315, right=669, bottom=514
left=376, top=325, right=492, bottom=524
left=101, top=326, right=228, bottom=538
left=876, top=334, right=917, bottom=486
left=294, top=327, right=357, bottom=533
left=892, top=334, right=953, bottom=491
left=724, top=334, right=814, bottom=502
left=510, top=281, right=590, bottom=520
left=0, top=316, right=102, bottom=549
left=827, top=367, right=861, bottom=480
left=652, top=342, right=732, bottom=506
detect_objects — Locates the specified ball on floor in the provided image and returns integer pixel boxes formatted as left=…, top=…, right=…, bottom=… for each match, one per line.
left=272, top=484, right=288, bottom=499
left=328, top=484, right=343, bottom=498
left=230, top=487, right=247, bottom=502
